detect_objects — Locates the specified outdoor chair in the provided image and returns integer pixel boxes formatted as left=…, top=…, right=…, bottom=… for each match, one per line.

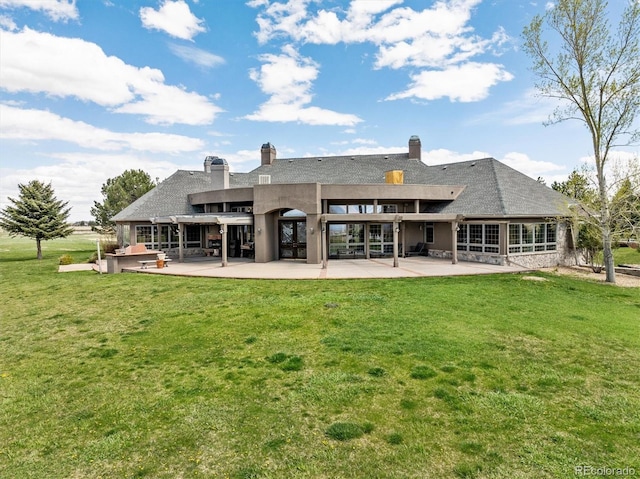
left=405, top=242, right=427, bottom=257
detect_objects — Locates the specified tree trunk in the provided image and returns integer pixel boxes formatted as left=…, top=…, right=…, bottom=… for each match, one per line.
left=596, top=161, right=616, bottom=283
left=602, top=226, right=616, bottom=283
left=37, top=238, right=42, bottom=260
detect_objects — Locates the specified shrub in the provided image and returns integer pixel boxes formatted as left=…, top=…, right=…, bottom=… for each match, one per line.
left=100, top=240, right=119, bottom=254
left=58, top=254, right=74, bottom=265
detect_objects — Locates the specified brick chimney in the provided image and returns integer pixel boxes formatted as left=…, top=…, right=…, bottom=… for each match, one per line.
left=261, top=142, right=276, bottom=166
left=408, top=135, right=421, bottom=161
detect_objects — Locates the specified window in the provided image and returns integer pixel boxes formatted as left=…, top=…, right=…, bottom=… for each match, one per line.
left=185, top=225, right=202, bottom=248
left=329, top=223, right=365, bottom=256
left=136, top=225, right=153, bottom=247
left=326, top=203, right=398, bottom=214
left=378, top=204, right=397, bottom=213
left=457, top=223, right=500, bottom=254
left=135, top=224, right=201, bottom=249
left=424, top=223, right=434, bottom=244
left=508, top=223, right=556, bottom=254
left=369, top=223, right=395, bottom=255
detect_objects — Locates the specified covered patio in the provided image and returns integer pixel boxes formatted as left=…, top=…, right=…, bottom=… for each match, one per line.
left=120, top=255, right=529, bottom=280
left=151, top=213, right=253, bottom=267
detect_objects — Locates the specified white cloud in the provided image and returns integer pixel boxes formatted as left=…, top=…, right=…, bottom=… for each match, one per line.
left=0, top=0, right=78, bottom=21
left=0, top=104, right=205, bottom=153
left=0, top=27, right=222, bottom=125
left=245, top=45, right=362, bottom=126
left=139, top=0, right=205, bottom=40
left=0, top=14, right=16, bottom=29
left=386, top=62, right=514, bottom=102
left=249, top=0, right=514, bottom=105
left=424, top=148, right=491, bottom=165
left=0, top=153, right=180, bottom=222
left=500, top=151, right=565, bottom=178
left=168, top=43, right=225, bottom=68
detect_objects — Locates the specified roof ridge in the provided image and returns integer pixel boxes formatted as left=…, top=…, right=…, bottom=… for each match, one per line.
left=488, top=158, right=508, bottom=215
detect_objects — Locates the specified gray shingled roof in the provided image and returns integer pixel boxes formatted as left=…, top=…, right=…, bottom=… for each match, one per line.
left=112, top=170, right=215, bottom=221
left=114, top=153, right=571, bottom=221
left=231, top=153, right=417, bottom=186
left=424, top=158, right=571, bottom=217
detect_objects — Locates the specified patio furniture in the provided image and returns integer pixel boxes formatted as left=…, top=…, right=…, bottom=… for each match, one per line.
left=405, top=242, right=427, bottom=257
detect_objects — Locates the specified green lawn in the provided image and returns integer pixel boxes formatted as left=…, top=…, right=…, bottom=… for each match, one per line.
left=1, top=234, right=639, bottom=478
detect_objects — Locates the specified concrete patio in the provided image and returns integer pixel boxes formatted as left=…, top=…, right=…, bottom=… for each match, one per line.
left=119, top=256, right=529, bottom=280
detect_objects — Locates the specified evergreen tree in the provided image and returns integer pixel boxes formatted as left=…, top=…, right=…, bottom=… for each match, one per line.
left=91, top=169, right=155, bottom=235
left=0, top=181, right=74, bottom=259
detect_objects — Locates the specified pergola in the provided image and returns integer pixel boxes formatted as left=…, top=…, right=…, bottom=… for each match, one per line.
left=151, top=213, right=253, bottom=267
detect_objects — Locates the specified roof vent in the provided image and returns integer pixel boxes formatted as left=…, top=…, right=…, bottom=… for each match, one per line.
left=317, top=158, right=322, bottom=162
left=471, top=162, right=476, bottom=167
left=442, top=166, right=447, bottom=170
left=258, top=174, right=271, bottom=185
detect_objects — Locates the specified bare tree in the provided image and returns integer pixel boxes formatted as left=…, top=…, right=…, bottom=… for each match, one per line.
left=523, top=0, right=640, bottom=283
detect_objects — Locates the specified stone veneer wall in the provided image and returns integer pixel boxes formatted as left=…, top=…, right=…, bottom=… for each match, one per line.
left=428, top=222, right=579, bottom=269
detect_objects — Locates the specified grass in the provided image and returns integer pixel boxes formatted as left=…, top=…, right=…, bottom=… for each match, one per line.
left=1, top=233, right=639, bottom=478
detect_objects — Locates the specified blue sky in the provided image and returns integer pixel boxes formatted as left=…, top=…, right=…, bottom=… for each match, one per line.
left=1, top=0, right=637, bottom=221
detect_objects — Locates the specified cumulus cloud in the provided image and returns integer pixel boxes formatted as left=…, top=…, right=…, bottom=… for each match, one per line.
left=0, top=0, right=78, bottom=21
left=139, top=0, right=205, bottom=40
left=0, top=104, right=205, bottom=153
left=385, top=62, right=514, bottom=102
left=249, top=0, right=513, bottom=105
left=244, top=45, right=362, bottom=126
left=0, top=27, right=222, bottom=125
left=0, top=153, right=181, bottom=222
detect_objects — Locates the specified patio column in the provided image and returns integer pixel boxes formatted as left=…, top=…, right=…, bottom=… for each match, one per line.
left=220, top=224, right=228, bottom=267
left=321, top=219, right=327, bottom=269
left=451, top=221, right=458, bottom=264
left=178, top=222, right=184, bottom=263
left=365, top=223, right=370, bottom=259
left=393, top=220, right=400, bottom=267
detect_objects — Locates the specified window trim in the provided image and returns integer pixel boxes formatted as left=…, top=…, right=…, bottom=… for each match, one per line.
left=508, top=222, right=557, bottom=254
left=457, top=223, right=500, bottom=254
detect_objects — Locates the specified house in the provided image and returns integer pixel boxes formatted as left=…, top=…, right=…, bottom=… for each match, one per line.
left=112, top=136, right=576, bottom=269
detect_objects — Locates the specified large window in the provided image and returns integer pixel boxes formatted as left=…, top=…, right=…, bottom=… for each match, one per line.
left=508, top=223, right=556, bottom=254
left=329, top=223, right=365, bottom=257
left=135, top=224, right=201, bottom=249
left=369, top=223, right=395, bottom=255
left=457, top=224, right=500, bottom=253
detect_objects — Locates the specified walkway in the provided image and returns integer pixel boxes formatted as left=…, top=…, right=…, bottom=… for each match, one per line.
left=120, top=256, right=529, bottom=279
